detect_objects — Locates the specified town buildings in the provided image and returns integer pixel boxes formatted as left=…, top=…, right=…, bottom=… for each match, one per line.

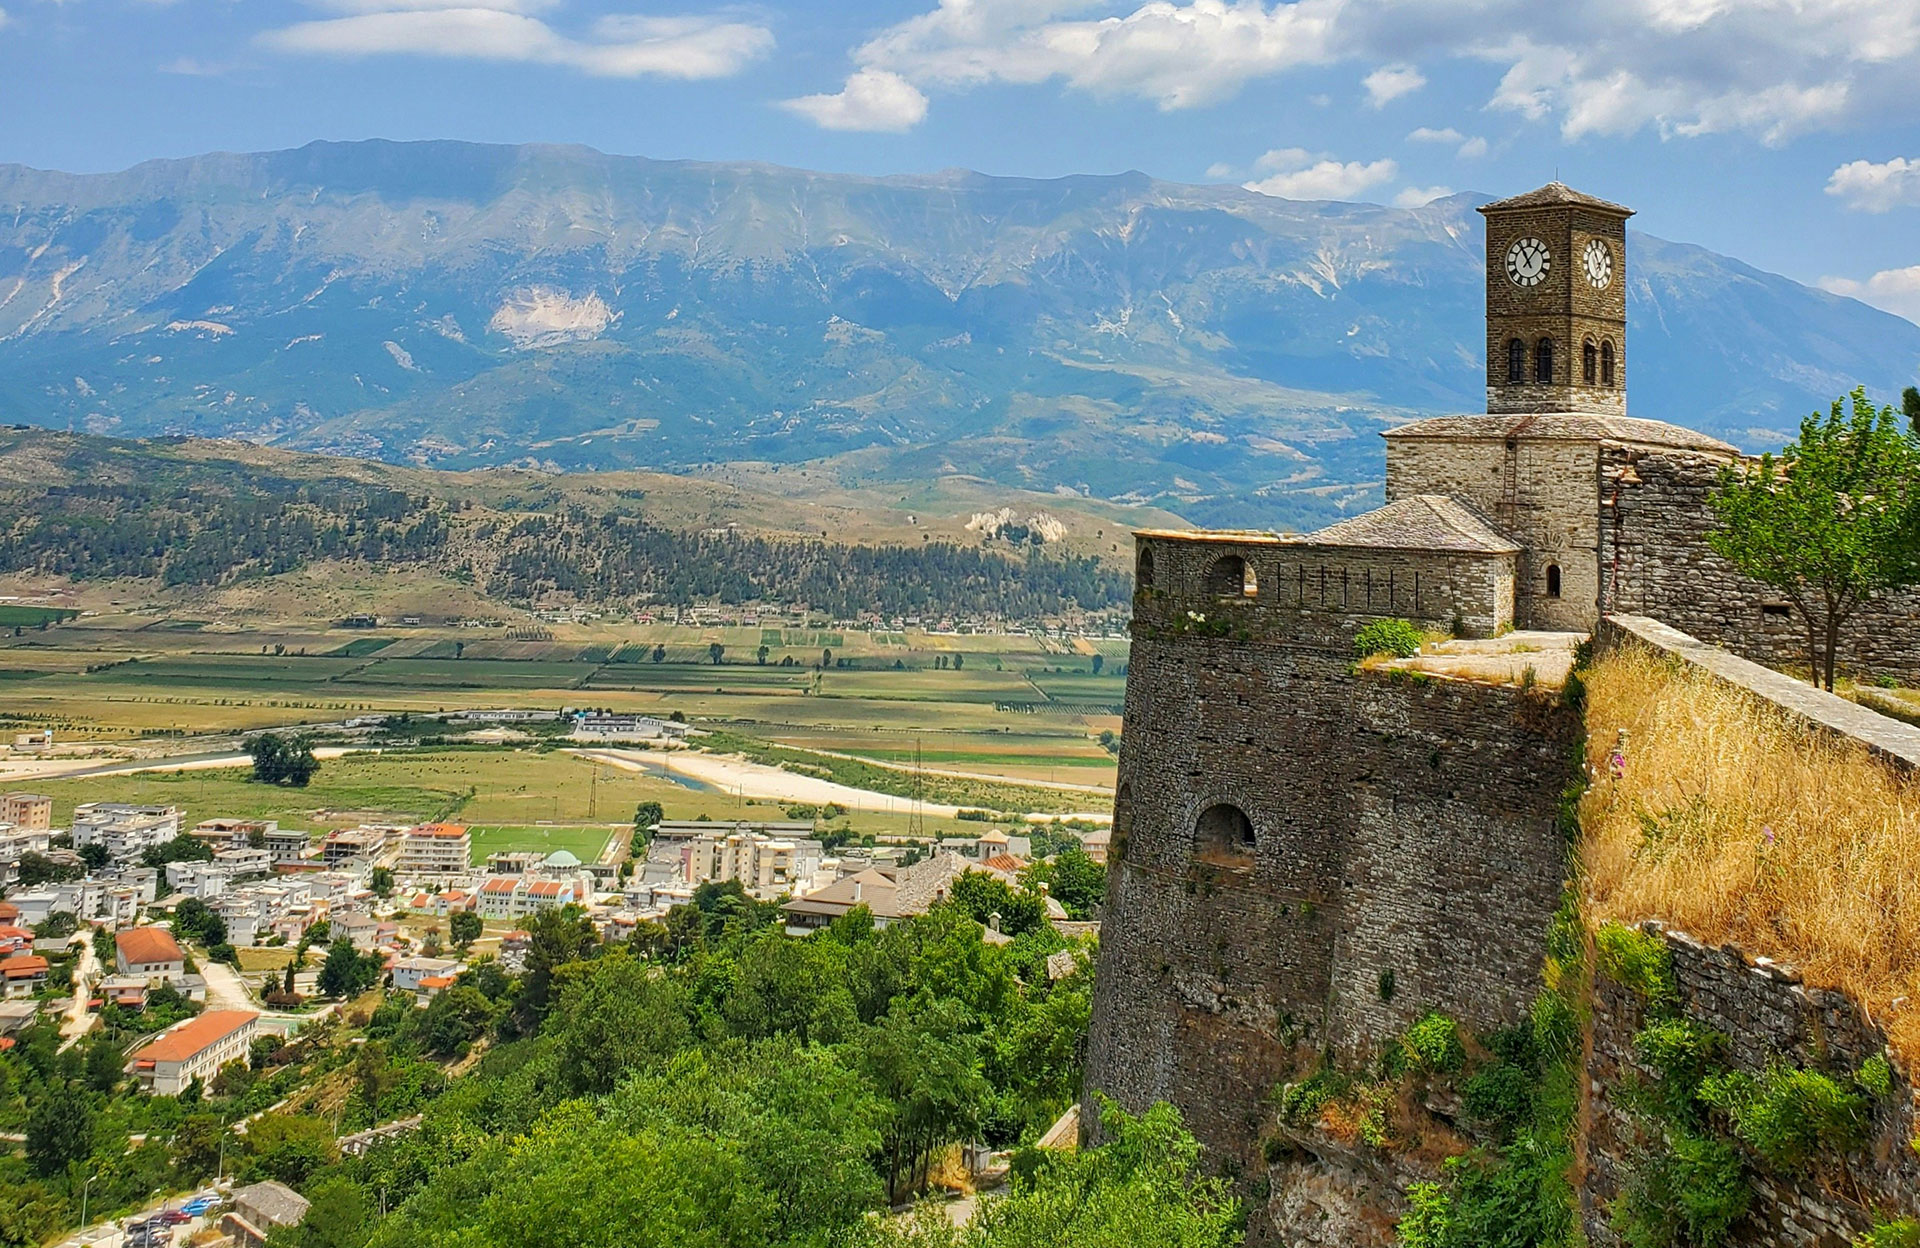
left=396, top=823, right=471, bottom=875
left=0, top=793, right=52, bottom=831
left=127, top=1010, right=261, bottom=1095
left=71, top=803, right=182, bottom=864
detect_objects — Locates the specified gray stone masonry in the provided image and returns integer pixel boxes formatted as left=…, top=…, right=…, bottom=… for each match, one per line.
left=1598, top=446, right=1920, bottom=685
left=1085, top=560, right=1582, bottom=1245
left=1584, top=924, right=1920, bottom=1247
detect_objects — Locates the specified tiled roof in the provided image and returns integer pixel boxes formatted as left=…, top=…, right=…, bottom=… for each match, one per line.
left=981, top=853, right=1028, bottom=874
left=129, top=1010, right=257, bottom=1063
left=2, top=955, right=49, bottom=978
left=1309, top=495, right=1521, bottom=554
left=481, top=878, right=520, bottom=895
left=527, top=881, right=565, bottom=898
left=409, top=823, right=469, bottom=839
left=116, top=927, right=184, bottom=965
left=1478, top=182, right=1633, bottom=215
left=1383, top=413, right=1737, bottom=455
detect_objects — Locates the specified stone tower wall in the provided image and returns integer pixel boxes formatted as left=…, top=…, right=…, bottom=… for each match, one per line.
left=1384, top=435, right=1602, bottom=630
left=1483, top=204, right=1628, bottom=417
left=1084, top=566, right=1583, bottom=1214
left=1598, top=446, right=1920, bottom=683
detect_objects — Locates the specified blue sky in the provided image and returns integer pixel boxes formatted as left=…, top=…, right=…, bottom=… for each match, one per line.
left=4, top=0, right=1919, bottom=322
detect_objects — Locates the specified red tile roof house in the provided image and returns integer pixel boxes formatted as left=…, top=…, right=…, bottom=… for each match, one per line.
left=116, top=926, right=187, bottom=983
left=0, top=925, right=31, bottom=956
left=127, top=1010, right=261, bottom=1095
left=1, top=954, right=50, bottom=999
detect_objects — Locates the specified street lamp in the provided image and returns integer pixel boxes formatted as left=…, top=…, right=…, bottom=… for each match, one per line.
left=79, top=1170, right=96, bottom=1230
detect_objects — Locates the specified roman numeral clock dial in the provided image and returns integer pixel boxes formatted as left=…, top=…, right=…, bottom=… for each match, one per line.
left=1505, top=236, right=1550, bottom=288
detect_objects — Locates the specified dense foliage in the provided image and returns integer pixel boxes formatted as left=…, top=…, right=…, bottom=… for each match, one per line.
left=0, top=438, right=1130, bottom=618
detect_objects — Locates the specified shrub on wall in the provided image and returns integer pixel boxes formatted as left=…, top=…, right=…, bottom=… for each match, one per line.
left=1354, top=618, right=1422, bottom=659
left=1698, top=1065, right=1869, bottom=1170
left=1595, top=922, right=1677, bottom=1011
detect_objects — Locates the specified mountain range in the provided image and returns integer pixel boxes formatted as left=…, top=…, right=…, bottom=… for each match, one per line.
left=2, top=139, right=1916, bottom=530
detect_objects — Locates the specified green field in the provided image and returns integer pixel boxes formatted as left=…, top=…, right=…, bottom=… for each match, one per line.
left=467, top=824, right=620, bottom=865
left=0, top=605, right=80, bottom=627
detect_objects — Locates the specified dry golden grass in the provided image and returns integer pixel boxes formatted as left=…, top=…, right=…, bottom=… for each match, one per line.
left=1580, top=645, right=1920, bottom=1060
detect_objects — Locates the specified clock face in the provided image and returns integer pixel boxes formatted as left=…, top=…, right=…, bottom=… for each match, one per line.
left=1505, top=237, right=1550, bottom=288
left=1583, top=238, right=1613, bottom=289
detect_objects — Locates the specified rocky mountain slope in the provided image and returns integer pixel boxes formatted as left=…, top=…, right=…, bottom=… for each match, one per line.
left=1, top=140, right=1915, bottom=529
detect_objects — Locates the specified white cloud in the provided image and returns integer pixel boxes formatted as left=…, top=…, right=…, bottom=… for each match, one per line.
left=1408, top=125, right=1487, bottom=158
left=1393, top=185, right=1452, bottom=207
left=1204, top=161, right=1235, bottom=179
left=1819, top=266, right=1920, bottom=323
left=260, top=5, right=772, bottom=79
left=1826, top=157, right=1920, bottom=212
left=782, top=68, right=929, bottom=132
left=1363, top=62, right=1424, bottom=107
left=0, top=8, right=10, bottom=29
left=826, top=0, right=1920, bottom=142
left=1244, top=148, right=1398, bottom=201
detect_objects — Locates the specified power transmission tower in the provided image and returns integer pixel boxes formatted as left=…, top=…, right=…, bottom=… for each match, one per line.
left=908, top=738, right=925, bottom=841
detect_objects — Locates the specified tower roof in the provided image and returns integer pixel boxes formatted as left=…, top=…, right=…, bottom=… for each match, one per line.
left=1478, top=182, right=1633, bottom=217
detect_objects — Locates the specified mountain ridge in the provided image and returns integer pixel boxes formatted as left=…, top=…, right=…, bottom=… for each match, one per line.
left=2, top=139, right=1915, bottom=530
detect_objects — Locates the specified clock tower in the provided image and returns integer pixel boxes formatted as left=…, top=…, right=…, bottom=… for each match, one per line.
left=1479, top=182, right=1632, bottom=417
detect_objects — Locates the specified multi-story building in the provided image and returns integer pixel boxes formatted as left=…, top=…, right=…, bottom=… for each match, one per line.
left=263, top=828, right=313, bottom=865
left=72, top=803, right=183, bottom=864
left=654, top=821, right=824, bottom=899
left=476, top=874, right=587, bottom=919
left=116, top=927, right=187, bottom=983
left=390, top=956, right=461, bottom=994
left=190, top=819, right=278, bottom=853
left=0, top=793, right=53, bottom=832
left=127, top=1010, right=260, bottom=1095
left=396, top=823, right=471, bottom=876
left=321, top=826, right=400, bottom=867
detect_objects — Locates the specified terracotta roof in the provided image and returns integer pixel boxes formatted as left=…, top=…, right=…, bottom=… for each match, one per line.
left=2, top=955, right=49, bottom=978
left=981, top=853, right=1028, bottom=874
left=1383, top=413, right=1738, bottom=455
left=481, top=878, right=520, bottom=895
left=1478, top=182, right=1633, bottom=216
left=129, top=1010, right=258, bottom=1064
left=116, top=927, right=184, bottom=965
left=409, top=823, right=469, bottom=839
left=527, top=881, right=565, bottom=898
left=1308, top=495, right=1521, bottom=554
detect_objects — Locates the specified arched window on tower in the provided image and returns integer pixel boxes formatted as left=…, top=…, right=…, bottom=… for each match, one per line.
left=1507, top=338, right=1526, bottom=385
left=1204, top=554, right=1257, bottom=600
left=1135, top=545, right=1156, bottom=592
left=1194, top=802, right=1255, bottom=869
left=1582, top=340, right=1598, bottom=385
left=1546, top=564, right=1562, bottom=598
left=1600, top=340, right=1615, bottom=387
left=1535, top=337, right=1554, bottom=385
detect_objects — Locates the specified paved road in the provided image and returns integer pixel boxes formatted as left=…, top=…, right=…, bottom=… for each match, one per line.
left=194, top=952, right=257, bottom=1013
left=57, top=935, right=100, bottom=1052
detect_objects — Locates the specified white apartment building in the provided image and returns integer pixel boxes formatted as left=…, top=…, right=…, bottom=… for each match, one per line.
left=191, top=819, right=278, bottom=852
left=391, top=956, right=460, bottom=994
left=72, top=803, right=182, bottom=864
left=264, top=828, right=312, bottom=865
left=396, top=824, right=471, bottom=876
left=127, top=1010, right=260, bottom=1095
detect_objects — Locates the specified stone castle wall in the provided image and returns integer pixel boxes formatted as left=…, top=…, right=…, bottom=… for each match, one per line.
left=1084, top=568, right=1582, bottom=1236
left=1584, top=924, right=1920, bottom=1247
left=1598, top=446, right=1920, bottom=683
left=1137, top=531, right=1516, bottom=638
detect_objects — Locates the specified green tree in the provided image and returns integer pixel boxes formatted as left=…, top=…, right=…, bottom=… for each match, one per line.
left=950, top=871, right=1048, bottom=937
left=422, top=985, right=500, bottom=1057
left=77, top=842, right=110, bottom=871
left=0, top=1180, right=67, bottom=1248
left=709, top=642, right=726, bottom=665
left=757, top=645, right=770, bottom=665
left=1024, top=847, right=1106, bottom=920
left=240, top=1114, right=339, bottom=1187
left=857, top=997, right=990, bottom=1202
left=1904, top=384, right=1920, bottom=436
left=631, top=800, right=665, bottom=858
left=370, top=866, right=395, bottom=897
left=141, top=834, right=215, bottom=869
left=15, top=852, right=82, bottom=888
left=265, top=1178, right=368, bottom=1248
left=25, top=1081, right=94, bottom=1176
left=1709, top=389, right=1920, bottom=688
left=317, top=938, right=380, bottom=998
left=549, top=949, right=692, bottom=1092
left=248, top=731, right=322, bottom=786
left=174, top=896, right=228, bottom=946
left=449, top=909, right=482, bottom=949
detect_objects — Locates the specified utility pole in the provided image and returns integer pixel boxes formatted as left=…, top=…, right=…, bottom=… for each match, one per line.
left=907, top=739, right=924, bottom=842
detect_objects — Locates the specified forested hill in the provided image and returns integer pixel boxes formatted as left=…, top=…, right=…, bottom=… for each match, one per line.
left=0, top=430, right=1133, bottom=619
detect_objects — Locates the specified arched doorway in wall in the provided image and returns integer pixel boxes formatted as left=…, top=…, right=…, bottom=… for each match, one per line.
left=1193, top=802, right=1256, bottom=869
left=1204, top=555, right=1258, bottom=600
